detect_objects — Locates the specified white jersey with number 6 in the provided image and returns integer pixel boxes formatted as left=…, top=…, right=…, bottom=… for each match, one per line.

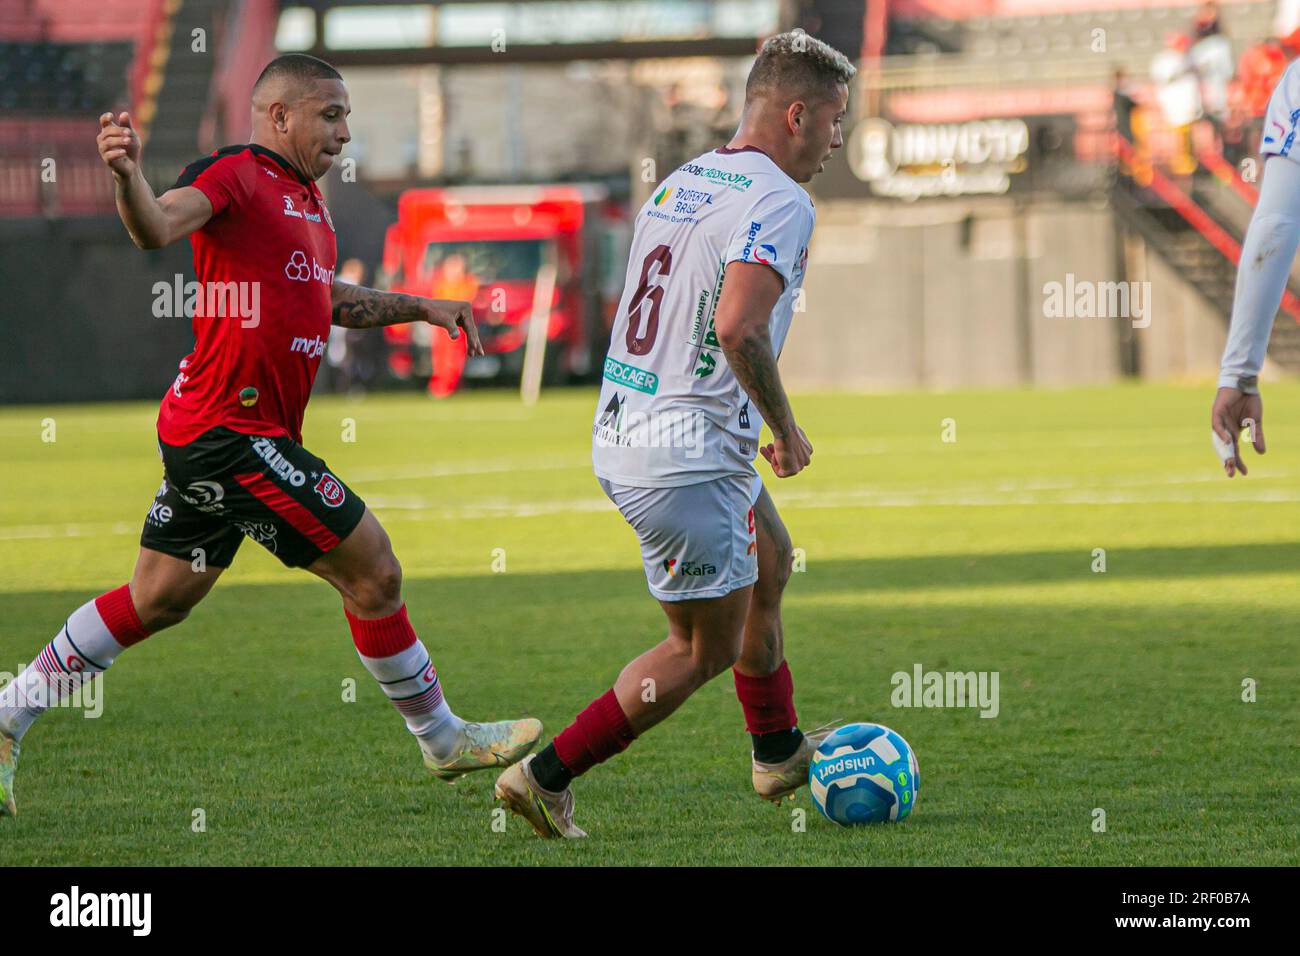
left=592, top=146, right=815, bottom=488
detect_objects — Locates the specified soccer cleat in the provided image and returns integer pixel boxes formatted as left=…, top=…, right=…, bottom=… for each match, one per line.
left=494, top=754, right=587, bottom=839
left=423, top=717, right=543, bottom=782
left=752, top=722, right=840, bottom=806
left=0, top=731, right=19, bottom=818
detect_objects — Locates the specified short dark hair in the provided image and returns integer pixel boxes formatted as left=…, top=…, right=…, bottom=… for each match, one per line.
left=746, top=30, right=856, bottom=105
left=253, top=54, right=342, bottom=95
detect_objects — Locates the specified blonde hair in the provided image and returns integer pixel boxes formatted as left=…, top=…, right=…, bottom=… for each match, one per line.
left=746, top=30, right=857, bottom=104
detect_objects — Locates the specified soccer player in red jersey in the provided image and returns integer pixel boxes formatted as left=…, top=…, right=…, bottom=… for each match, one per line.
left=0, top=55, right=541, bottom=818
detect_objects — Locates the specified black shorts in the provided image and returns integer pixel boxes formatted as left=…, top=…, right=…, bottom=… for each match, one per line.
left=140, top=427, right=367, bottom=569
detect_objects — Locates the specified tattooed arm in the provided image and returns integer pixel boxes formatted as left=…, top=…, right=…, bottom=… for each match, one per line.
left=713, top=261, right=812, bottom=477
left=331, top=283, right=484, bottom=355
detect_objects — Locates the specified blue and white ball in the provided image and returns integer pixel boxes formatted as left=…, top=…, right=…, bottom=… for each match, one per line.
left=808, top=723, right=919, bottom=825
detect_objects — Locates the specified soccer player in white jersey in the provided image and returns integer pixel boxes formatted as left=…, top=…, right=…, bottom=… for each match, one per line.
left=495, top=32, right=855, bottom=837
left=1207, top=59, right=1300, bottom=474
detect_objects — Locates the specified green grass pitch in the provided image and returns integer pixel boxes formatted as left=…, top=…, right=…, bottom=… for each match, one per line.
left=1, top=383, right=1297, bottom=865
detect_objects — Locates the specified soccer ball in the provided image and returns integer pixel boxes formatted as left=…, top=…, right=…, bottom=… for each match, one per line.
left=808, top=722, right=919, bottom=825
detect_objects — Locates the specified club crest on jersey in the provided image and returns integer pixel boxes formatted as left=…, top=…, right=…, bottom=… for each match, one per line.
left=314, top=473, right=346, bottom=508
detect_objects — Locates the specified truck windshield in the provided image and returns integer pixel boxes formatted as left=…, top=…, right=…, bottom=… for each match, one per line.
left=422, top=240, right=546, bottom=283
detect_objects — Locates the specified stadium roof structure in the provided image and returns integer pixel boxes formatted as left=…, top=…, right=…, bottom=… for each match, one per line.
left=280, top=0, right=770, bottom=66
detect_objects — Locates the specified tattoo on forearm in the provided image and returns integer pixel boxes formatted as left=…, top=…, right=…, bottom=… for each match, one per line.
left=724, top=331, right=793, bottom=437
left=331, top=285, right=420, bottom=329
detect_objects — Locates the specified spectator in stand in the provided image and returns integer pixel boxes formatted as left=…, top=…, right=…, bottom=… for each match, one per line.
left=1113, top=67, right=1137, bottom=143
left=1151, top=32, right=1202, bottom=174
left=1193, top=0, right=1222, bottom=39
left=1190, top=3, right=1234, bottom=120
left=1229, top=36, right=1293, bottom=160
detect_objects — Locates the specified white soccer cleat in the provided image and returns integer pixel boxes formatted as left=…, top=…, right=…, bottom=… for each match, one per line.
left=494, top=754, right=587, bottom=839
left=423, top=718, right=542, bottom=782
left=751, top=722, right=839, bottom=806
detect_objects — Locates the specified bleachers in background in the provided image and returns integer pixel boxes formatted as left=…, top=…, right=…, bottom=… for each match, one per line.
left=889, top=1, right=1278, bottom=71
left=0, top=0, right=172, bottom=218
left=0, top=0, right=156, bottom=43
left=0, top=42, right=135, bottom=112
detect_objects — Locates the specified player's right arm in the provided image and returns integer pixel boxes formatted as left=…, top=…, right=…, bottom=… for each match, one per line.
left=714, top=261, right=812, bottom=478
left=98, top=112, right=213, bottom=249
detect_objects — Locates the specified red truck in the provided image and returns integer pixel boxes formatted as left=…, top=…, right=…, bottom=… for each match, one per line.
left=381, top=184, right=628, bottom=394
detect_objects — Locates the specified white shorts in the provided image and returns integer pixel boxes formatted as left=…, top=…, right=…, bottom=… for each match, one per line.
left=1262, top=60, right=1300, bottom=161
left=599, top=474, right=758, bottom=602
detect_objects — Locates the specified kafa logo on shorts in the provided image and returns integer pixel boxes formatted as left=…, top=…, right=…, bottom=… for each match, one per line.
left=314, top=473, right=345, bottom=508
left=250, top=437, right=306, bottom=487
left=661, top=558, right=716, bottom=577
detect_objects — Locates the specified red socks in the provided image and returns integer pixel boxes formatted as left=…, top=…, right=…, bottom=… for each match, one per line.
left=733, top=660, right=798, bottom=734
left=345, top=604, right=418, bottom=657
left=552, top=689, right=637, bottom=777
left=93, top=583, right=150, bottom=646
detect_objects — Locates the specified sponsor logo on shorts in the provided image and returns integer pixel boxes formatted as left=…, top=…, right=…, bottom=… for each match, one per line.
left=662, top=558, right=716, bottom=577
left=146, top=500, right=172, bottom=526
left=314, top=472, right=346, bottom=508
left=235, top=520, right=278, bottom=553
left=251, top=437, right=306, bottom=487
left=603, top=356, right=658, bottom=395
left=179, top=480, right=225, bottom=513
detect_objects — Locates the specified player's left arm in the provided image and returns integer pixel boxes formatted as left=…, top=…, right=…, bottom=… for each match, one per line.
left=1210, top=155, right=1300, bottom=475
left=330, top=282, right=484, bottom=355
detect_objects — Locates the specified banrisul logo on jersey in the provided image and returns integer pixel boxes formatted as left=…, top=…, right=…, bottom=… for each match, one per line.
left=680, top=162, right=753, bottom=192
left=603, top=355, right=658, bottom=395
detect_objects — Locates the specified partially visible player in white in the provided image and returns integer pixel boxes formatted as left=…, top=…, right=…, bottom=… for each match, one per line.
left=495, top=32, right=855, bottom=837
left=1209, top=60, right=1300, bottom=474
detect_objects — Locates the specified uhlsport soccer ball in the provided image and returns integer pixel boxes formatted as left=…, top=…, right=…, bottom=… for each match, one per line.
left=808, top=722, right=919, bottom=825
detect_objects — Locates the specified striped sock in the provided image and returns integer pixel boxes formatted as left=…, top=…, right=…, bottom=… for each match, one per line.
left=0, top=584, right=150, bottom=741
left=345, top=605, right=465, bottom=760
